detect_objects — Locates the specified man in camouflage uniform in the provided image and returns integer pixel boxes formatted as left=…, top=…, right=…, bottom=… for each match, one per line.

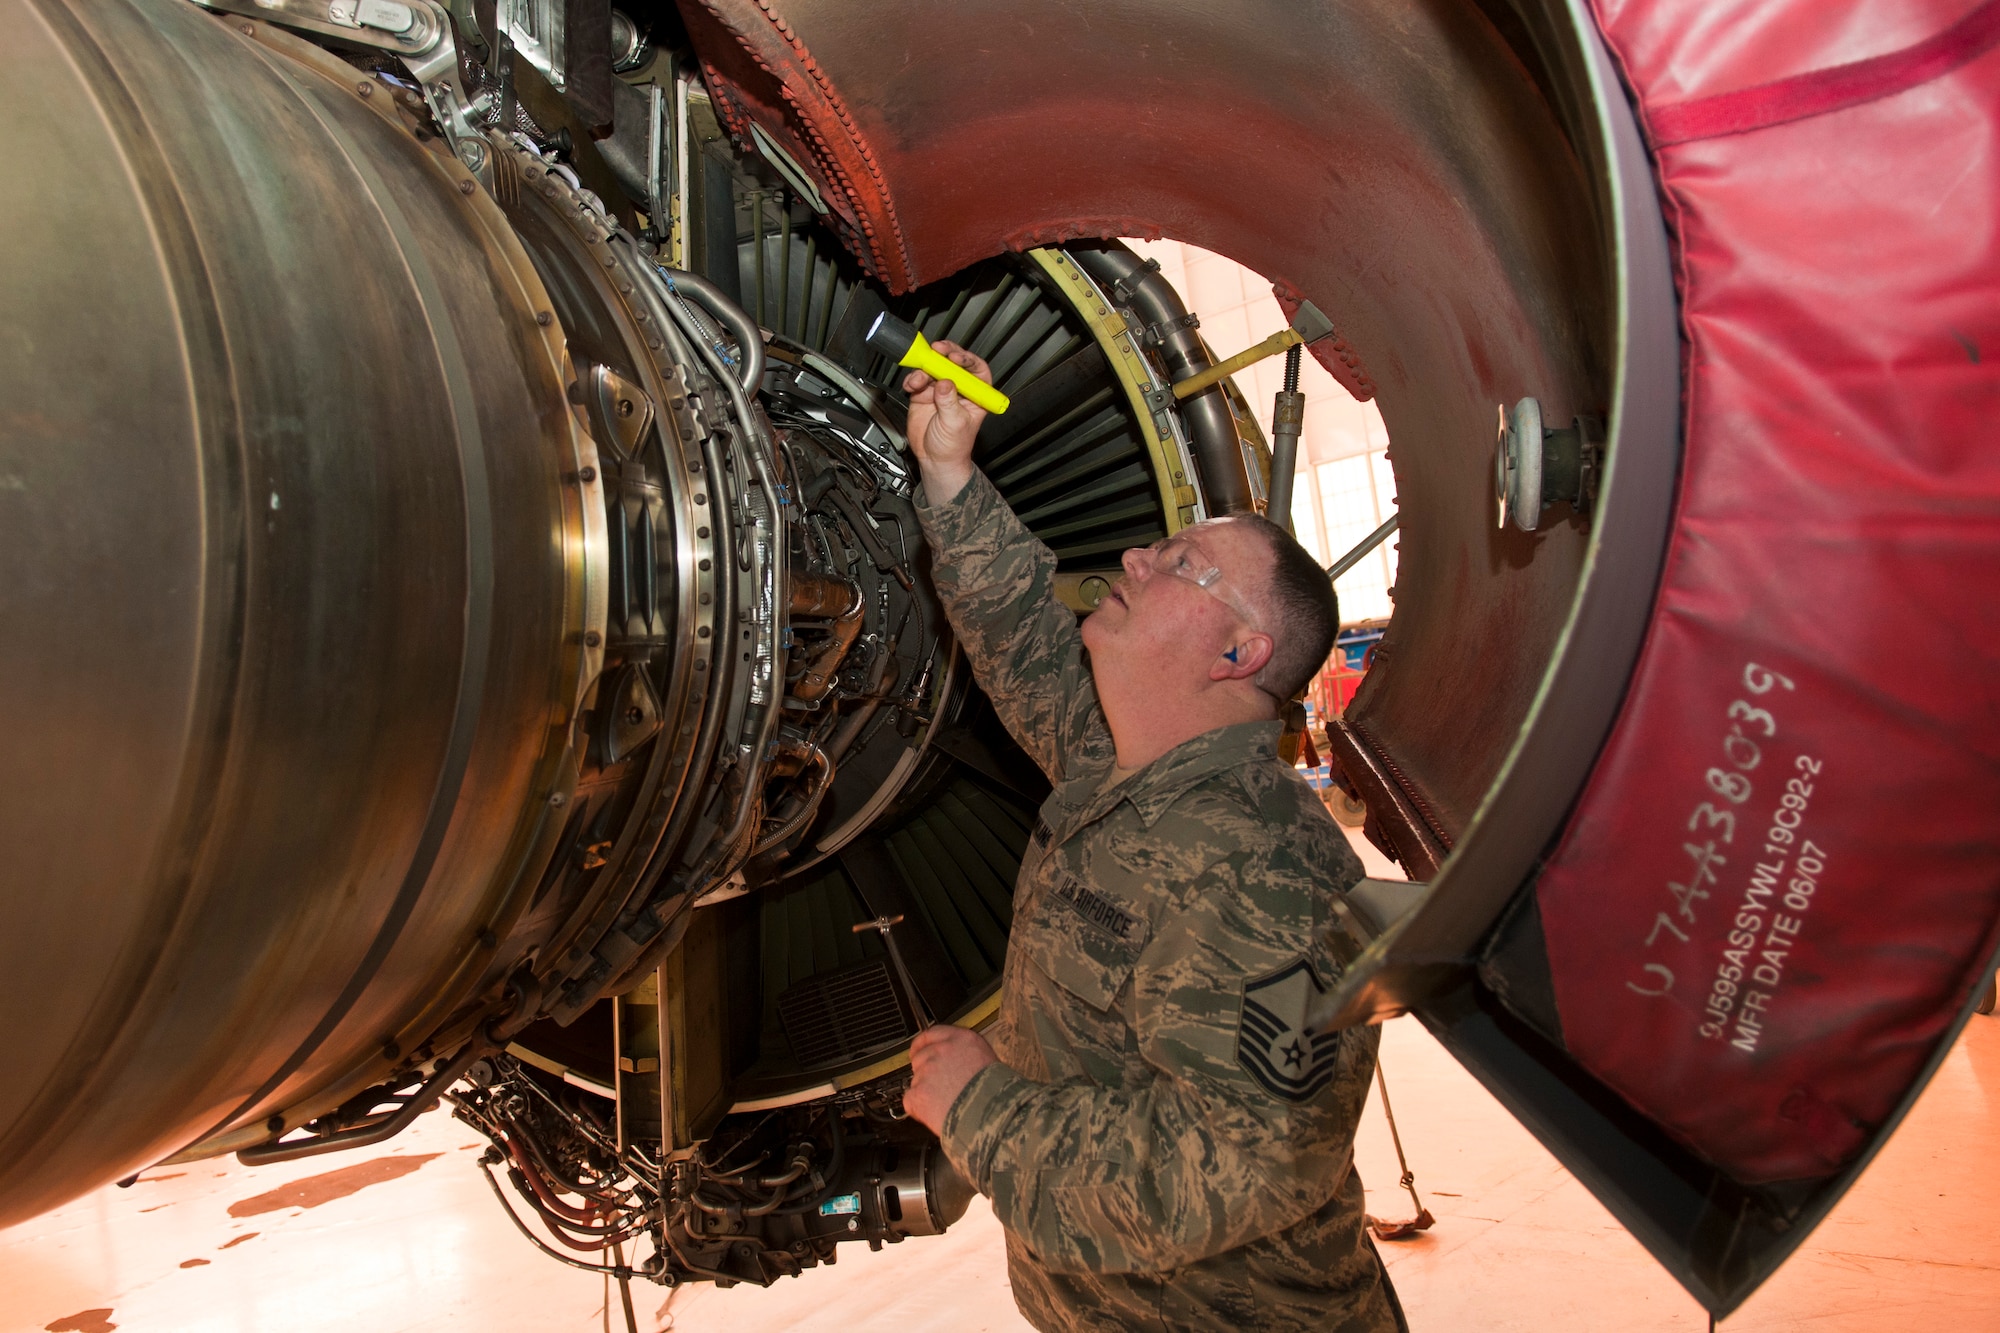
left=900, top=343, right=1405, bottom=1332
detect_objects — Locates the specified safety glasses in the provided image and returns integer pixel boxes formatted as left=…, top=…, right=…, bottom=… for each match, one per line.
left=1135, top=533, right=1261, bottom=629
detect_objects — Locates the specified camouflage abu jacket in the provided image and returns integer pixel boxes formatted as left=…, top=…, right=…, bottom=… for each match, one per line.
left=916, top=470, right=1404, bottom=1333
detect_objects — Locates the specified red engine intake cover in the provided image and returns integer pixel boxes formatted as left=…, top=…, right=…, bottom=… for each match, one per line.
left=1535, top=0, right=2000, bottom=1183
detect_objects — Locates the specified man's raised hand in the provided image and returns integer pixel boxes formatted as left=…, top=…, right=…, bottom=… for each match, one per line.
left=904, top=339, right=992, bottom=505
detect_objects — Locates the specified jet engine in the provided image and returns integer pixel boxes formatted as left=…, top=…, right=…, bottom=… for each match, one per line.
left=4, top=0, right=1995, bottom=1318
left=0, top=0, right=1282, bottom=1290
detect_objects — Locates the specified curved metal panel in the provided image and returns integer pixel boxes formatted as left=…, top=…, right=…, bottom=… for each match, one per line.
left=678, top=0, right=1632, bottom=865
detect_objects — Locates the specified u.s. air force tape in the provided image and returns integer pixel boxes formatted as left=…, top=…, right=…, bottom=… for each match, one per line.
left=1237, top=958, right=1342, bottom=1102
left=1051, top=873, right=1139, bottom=941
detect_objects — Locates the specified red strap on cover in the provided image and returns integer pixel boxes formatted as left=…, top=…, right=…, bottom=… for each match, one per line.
left=1649, top=0, right=2000, bottom=144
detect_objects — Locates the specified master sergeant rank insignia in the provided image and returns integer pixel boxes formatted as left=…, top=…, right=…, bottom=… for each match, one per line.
left=1236, top=958, right=1341, bottom=1102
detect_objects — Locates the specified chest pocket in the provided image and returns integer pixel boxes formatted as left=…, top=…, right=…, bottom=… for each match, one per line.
left=1028, top=873, right=1149, bottom=1011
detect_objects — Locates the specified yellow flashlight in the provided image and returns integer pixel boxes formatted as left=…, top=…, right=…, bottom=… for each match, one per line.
left=866, top=311, right=1011, bottom=415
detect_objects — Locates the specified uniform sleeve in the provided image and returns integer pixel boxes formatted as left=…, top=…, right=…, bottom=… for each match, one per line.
left=915, top=469, right=1113, bottom=783
left=938, top=843, right=1379, bottom=1275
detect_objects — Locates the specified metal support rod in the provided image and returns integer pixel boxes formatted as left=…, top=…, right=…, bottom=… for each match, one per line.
left=1365, top=1056, right=1436, bottom=1241
left=752, top=190, right=766, bottom=328
left=1172, top=326, right=1304, bottom=400
left=673, top=73, right=691, bottom=268
left=645, top=83, right=667, bottom=244
left=797, top=232, right=817, bottom=342
left=1328, top=512, right=1399, bottom=582
left=1266, top=342, right=1306, bottom=532
left=778, top=195, right=792, bottom=338
left=851, top=914, right=933, bottom=1027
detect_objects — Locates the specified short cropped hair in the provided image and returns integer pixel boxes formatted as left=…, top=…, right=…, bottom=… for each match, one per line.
left=1223, top=514, right=1341, bottom=701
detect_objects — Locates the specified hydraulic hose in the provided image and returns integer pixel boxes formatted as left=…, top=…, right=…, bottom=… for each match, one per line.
left=771, top=1112, right=847, bottom=1216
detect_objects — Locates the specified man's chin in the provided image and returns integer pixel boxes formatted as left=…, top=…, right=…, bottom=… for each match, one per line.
left=1080, top=606, right=1109, bottom=645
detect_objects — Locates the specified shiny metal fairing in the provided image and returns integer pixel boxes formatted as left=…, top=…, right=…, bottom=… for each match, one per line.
left=0, top=0, right=595, bottom=1222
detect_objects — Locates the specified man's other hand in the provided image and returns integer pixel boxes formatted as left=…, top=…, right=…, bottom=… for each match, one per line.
left=904, top=1023, right=999, bottom=1134
left=904, top=340, right=992, bottom=505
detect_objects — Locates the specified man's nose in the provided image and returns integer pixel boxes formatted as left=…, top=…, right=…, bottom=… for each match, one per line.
left=1120, top=546, right=1150, bottom=581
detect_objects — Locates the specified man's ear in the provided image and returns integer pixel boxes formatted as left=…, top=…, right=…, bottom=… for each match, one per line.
left=1211, top=632, right=1275, bottom=683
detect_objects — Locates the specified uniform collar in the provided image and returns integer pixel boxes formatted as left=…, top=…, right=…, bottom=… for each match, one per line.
left=1084, top=719, right=1283, bottom=830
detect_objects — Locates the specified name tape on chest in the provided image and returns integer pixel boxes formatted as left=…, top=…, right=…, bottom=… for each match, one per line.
left=1237, top=958, right=1342, bottom=1102
left=1051, top=873, right=1140, bottom=942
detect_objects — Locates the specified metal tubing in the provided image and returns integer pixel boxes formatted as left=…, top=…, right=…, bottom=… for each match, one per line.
left=1069, top=243, right=1255, bottom=515
left=654, top=272, right=789, bottom=891
left=659, top=265, right=767, bottom=395
left=788, top=575, right=865, bottom=702
left=236, top=1042, right=491, bottom=1166
left=750, top=744, right=833, bottom=856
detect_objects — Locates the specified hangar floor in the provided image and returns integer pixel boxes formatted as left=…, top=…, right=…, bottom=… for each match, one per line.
left=7, top=826, right=1994, bottom=1333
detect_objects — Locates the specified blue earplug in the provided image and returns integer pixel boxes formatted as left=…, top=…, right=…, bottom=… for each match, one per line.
left=1224, top=647, right=1239, bottom=663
